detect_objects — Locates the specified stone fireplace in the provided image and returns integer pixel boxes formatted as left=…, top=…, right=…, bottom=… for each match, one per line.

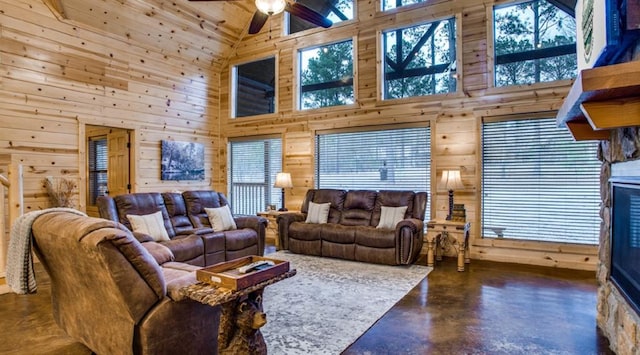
left=597, top=128, right=640, bottom=354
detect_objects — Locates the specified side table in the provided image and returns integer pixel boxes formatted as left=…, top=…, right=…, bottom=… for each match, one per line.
left=425, top=219, right=471, bottom=271
left=257, top=211, right=297, bottom=250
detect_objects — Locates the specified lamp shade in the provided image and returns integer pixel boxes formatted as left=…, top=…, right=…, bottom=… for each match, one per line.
left=255, top=0, right=286, bottom=15
left=274, top=172, right=293, bottom=188
left=441, top=170, right=464, bottom=191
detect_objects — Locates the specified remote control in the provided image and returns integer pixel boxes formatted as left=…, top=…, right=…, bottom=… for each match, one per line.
left=238, top=260, right=274, bottom=274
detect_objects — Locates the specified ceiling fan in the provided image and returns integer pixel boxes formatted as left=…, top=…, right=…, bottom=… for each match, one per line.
left=189, top=0, right=333, bottom=34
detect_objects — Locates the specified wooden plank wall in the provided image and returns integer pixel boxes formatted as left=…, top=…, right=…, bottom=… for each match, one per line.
left=221, top=0, right=598, bottom=269
left=0, top=0, right=221, bottom=217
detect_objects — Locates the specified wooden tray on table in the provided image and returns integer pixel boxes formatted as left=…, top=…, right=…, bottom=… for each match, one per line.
left=196, top=255, right=290, bottom=290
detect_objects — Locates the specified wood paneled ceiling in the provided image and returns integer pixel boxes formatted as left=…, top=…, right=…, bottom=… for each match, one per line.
left=44, top=0, right=256, bottom=66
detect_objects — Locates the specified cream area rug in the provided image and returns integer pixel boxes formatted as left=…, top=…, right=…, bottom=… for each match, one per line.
left=261, top=251, right=432, bottom=355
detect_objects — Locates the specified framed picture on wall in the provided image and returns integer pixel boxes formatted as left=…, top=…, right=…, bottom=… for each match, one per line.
left=161, top=140, right=205, bottom=181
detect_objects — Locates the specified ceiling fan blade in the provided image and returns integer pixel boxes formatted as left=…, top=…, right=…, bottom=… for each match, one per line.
left=286, top=2, right=332, bottom=29
left=248, top=10, right=270, bottom=34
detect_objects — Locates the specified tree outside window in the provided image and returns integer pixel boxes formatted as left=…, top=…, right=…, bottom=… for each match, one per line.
left=493, top=0, right=577, bottom=87
left=382, top=18, right=457, bottom=100
left=299, top=40, right=354, bottom=109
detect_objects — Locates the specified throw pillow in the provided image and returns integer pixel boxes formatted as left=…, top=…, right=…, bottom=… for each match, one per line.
left=205, top=205, right=237, bottom=231
left=127, top=211, right=170, bottom=242
left=305, top=202, right=331, bottom=224
left=376, top=206, right=408, bottom=229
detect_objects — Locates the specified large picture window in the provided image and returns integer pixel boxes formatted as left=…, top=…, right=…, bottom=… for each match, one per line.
left=299, top=40, right=354, bottom=110
left=232, top=57, right=276, bottom=118
left=482, top=117, right=600, bottom=244
left=287, top=0, right=353, bottom=34
left=382, top=18, right=457, bottom=100
left=493, top=0, right=577, bottom=87
left=316, top=126, right=431, bottom=212
left=228, top=137, right=282, bottom=214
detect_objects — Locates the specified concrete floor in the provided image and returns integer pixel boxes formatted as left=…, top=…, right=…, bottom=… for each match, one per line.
left=0, top=248, right=613, bottom=354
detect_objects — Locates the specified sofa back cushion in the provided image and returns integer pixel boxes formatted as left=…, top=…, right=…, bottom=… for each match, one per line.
left=183, top=190, right=231, bottom=228
left=114, top=193, right=176, bottom=238
left=301, top=189, right=346, bottom=224
left=162, top=192, right=195, bottom=235
left=339, top=190, right=376, bottom=226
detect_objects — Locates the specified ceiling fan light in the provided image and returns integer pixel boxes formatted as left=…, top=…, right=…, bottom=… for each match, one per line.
left=255, top=0, right=286, bottom=15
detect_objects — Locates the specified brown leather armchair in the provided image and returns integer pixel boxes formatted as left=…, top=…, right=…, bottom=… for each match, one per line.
left=31, top=211, right=221, bottom=355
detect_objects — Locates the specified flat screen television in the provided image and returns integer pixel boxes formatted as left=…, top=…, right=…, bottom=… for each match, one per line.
left=610, top=179, right=640, bottom=316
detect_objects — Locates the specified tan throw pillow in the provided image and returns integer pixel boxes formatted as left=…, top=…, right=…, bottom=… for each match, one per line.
left=127, top=211, right=170, bottom=242
left=205, top=205, right=237, bottom=231
left=376, top=206, right=408, bottom=229
left=305, top=202, right=331, bottom=224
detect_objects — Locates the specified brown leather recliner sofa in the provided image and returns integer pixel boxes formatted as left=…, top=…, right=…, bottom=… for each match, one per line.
left=31, top=211, right=221, bottom=354
left=97, top=190, right=267, bottom=267
left=277, top=189, right=427, bottom=265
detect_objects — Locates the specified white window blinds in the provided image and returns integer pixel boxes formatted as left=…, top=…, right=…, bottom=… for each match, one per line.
left=228, top=138, right=282, bottom=215
left=315, top=126, right=431, bottom=211
left=88, top=137, right=108, bottom=206
left=482, top=118, right=600, bottom=244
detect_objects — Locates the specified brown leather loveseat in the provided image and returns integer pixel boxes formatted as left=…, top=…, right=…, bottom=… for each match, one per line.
left=278, top=189, right=427, bottom=265
left=97, top=190, right=267, bottom=266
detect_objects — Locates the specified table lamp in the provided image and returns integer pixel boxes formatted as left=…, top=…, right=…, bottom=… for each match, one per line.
left=441, top=170, right=464, bottom=220
left=274, top=172, right=293, bottom=211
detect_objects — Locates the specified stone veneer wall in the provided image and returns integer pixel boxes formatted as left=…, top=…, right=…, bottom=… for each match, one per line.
left=597, top=127, right=640, bottom=355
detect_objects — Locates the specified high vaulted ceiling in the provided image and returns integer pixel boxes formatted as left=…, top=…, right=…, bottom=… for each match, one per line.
left=44, top=0, right=257, bottom=66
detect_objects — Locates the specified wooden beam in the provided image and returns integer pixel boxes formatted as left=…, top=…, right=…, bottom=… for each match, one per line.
left=566, top=120, right=610, bottom=141
left=556, top=61, right=640, bottom=127
left=581, top=97, right=640, bottom=130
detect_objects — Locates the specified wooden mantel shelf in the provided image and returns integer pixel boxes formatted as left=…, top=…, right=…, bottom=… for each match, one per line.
left=556, top=60, right=640, bottom=141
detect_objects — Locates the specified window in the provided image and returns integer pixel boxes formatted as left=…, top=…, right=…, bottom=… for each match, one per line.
left=287, top=0, right=353, bottom=34
left=493, top=0, right=577, bottom=87
left=299, top=40, right=354, bottom=110
left=382, top=18, right=457, bottom=100
left=316, top=126, right=431, bottom=212
left=482, top=117, right=600, bottom=244
left=88, top=137, right=108, bottom=206
left=232, top=57, right=276, bottom=118
left=228, top=137, right=282, bottom=214
left=381, top=0, right=425, bottom=11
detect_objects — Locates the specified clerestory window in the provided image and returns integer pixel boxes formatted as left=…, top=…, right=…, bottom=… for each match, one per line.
left=298, top=39, right=354, bottom=110
left=232, top=57, right=276, bottom=118
left=287, top=0, right=354, bottom=34
left=493, top=0, right=577, bottom=87
left=382, top=18, right=457, bottom=100
left=381, top=0, right=426, bottom=11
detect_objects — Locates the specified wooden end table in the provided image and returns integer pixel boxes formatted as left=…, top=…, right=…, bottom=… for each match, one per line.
left=257, top=211, right=298, bottom=250
left=426, top=219, right=471, bottom=271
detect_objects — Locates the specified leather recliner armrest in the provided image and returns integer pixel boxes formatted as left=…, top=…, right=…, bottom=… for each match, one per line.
left=175, top=227, right=214, bottom=236
left=276, top=212, right=306, bottom=250
left=395, top=218, right=425, bottom=264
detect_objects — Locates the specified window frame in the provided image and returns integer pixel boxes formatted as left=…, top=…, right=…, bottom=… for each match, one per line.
left=227, top=135, right=283, bottom=215
left=479, top=113, right=601, bottom=248
left=229, top=54, right=279, bottom=119
left=285, top=0, right=356, bottom=36
left=489, top=0, right=578, bottom=89
left=295, top=36, right=358, bottom=112
left=379, top=16, right=459, bottom=102
left=314, top=123, right=432, bottom=216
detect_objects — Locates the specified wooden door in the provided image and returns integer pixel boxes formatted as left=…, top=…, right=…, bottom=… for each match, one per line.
left=107, top=130, right=130, bottom=197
